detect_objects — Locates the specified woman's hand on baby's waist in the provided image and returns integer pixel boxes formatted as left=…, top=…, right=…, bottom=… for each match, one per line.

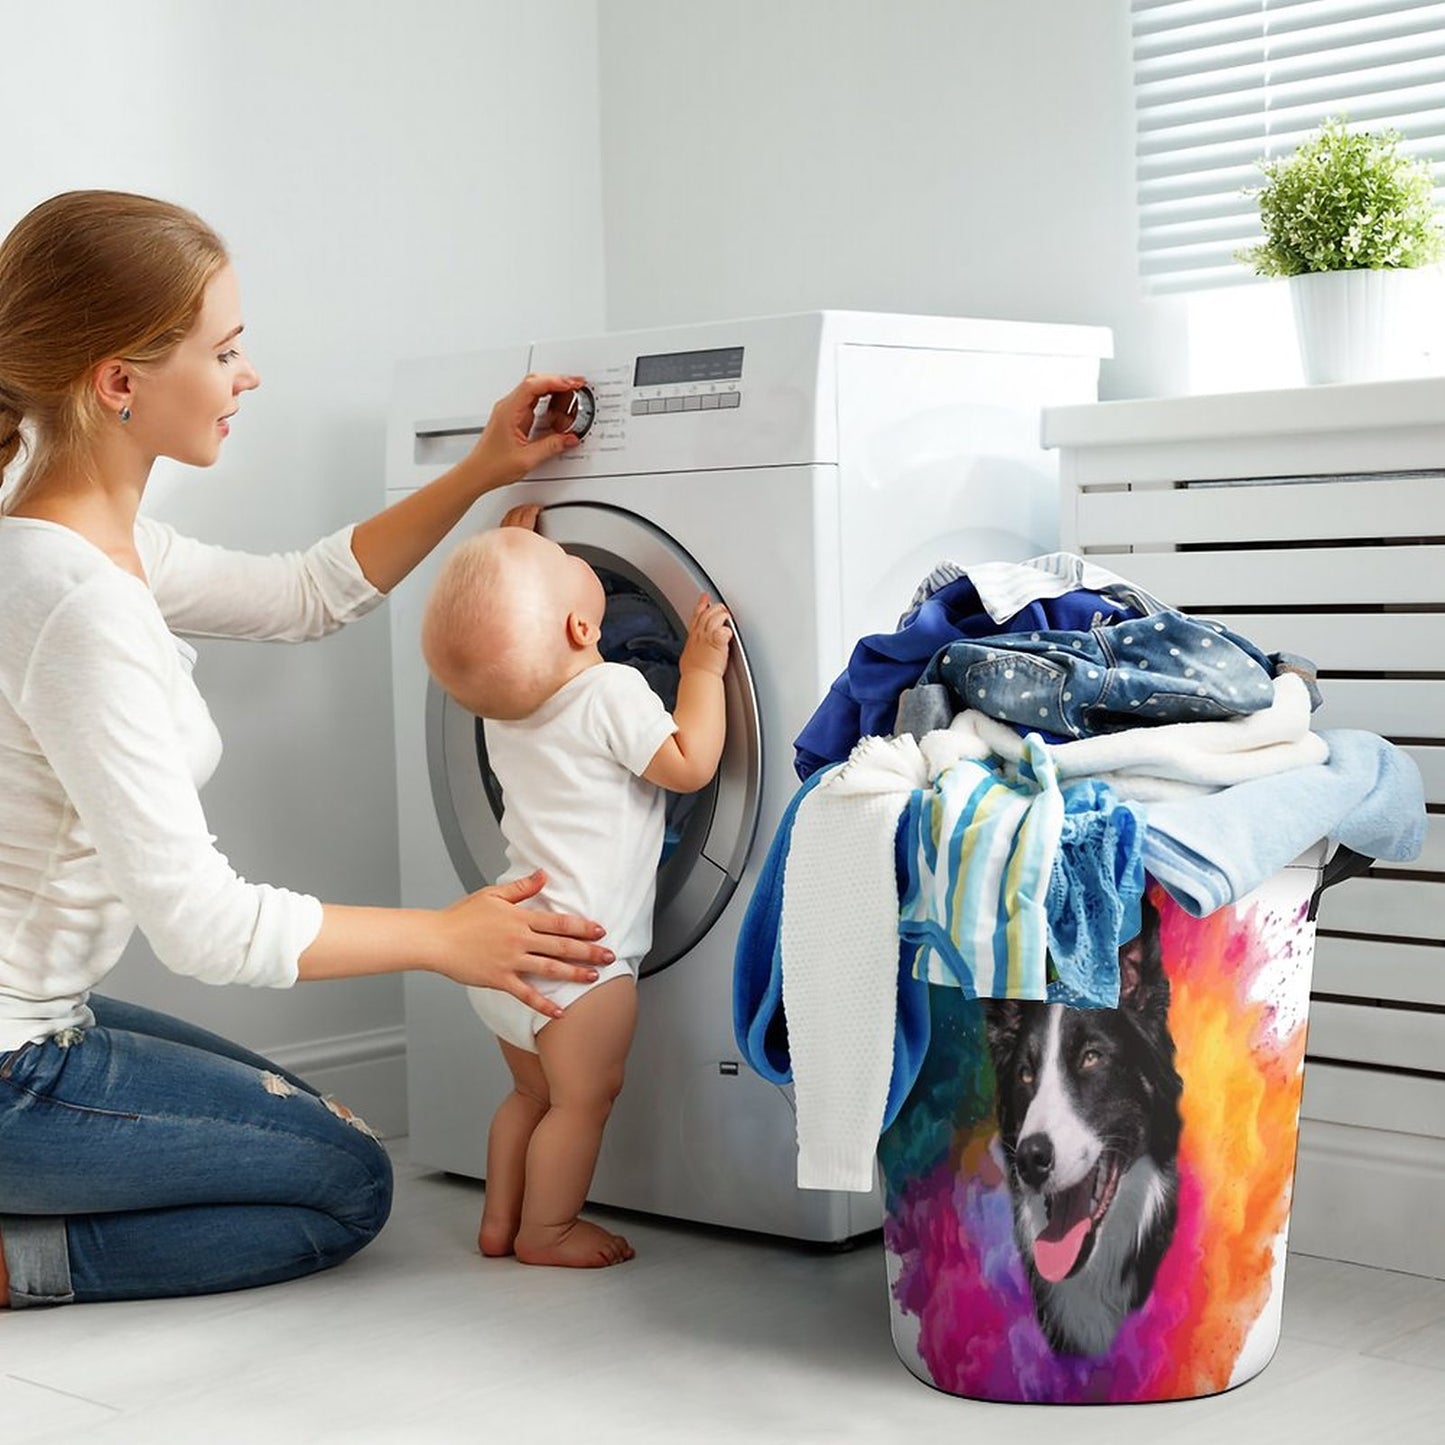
left=428, top=869, right=613, bottom=1017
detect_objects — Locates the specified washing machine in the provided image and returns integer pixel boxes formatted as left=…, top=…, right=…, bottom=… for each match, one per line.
left=387, top=311, right=1111, bottom=1243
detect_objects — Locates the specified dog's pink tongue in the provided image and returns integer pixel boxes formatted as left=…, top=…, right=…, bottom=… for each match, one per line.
left=1033, top=1217, right=1091, bottom=1283
left=1033, top=1175, right=1096, bottom=1284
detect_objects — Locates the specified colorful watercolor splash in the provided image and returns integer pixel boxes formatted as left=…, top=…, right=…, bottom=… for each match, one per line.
left=879, top=880, right=1312, bottom=1403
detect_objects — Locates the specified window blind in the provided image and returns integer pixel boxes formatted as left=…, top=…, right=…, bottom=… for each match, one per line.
left=1133, top=0, right=1445, bottom=292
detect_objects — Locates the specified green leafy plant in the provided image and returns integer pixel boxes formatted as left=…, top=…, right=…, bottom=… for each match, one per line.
left=1238, top=118, right=1444, bottom=277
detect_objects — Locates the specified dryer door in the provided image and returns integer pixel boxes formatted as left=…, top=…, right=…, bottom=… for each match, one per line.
left=426, top=502, right=763, bottom=975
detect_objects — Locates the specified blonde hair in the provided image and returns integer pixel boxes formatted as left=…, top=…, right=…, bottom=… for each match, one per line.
left=421, top=531, right=564, bottom=720
left=0, top=190, right=229, bottom=512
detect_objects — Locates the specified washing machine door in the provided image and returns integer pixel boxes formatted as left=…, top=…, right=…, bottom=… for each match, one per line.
left=426, top=502, right=763, bottom=975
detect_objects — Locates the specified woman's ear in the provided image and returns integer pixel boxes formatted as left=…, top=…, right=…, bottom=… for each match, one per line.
left=565, top=611, right=597, bottom=649
left=92, top=359, right=135, bottom=419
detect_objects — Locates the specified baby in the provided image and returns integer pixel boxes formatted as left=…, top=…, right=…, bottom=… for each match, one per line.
left=421, top=512, right=731, bottom=1268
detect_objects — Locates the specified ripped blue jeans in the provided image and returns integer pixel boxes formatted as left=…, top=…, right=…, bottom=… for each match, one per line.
left=0, top=996, right=392, bottom=1307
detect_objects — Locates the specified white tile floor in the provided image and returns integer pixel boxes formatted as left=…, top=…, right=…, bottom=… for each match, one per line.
left=3, top=1140, right=1443, bottom=1445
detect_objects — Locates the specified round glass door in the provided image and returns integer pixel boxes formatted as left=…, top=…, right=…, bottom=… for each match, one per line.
left=426, top=503, right=763, bottom=975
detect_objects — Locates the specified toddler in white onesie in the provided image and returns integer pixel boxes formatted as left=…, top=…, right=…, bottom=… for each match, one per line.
left=421, top=510, right=730, bottom=1269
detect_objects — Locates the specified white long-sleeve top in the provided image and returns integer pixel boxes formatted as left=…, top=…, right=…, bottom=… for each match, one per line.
left=0, top=514, right=384, bottom=1052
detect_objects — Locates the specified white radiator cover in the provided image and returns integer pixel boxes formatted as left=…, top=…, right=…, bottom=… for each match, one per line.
left=1045, top=377, right=1445, bottom=1280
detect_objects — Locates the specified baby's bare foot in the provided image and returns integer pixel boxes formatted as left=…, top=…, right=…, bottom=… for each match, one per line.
left=478, top=1209, right=518, bottom=1258
left=514, top=1218, right=635, bottom=1268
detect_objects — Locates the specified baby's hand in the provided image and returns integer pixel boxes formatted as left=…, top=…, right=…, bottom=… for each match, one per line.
left=679, top=594, right=732, bottom=678
left=499, top=503, right=542, bottom=531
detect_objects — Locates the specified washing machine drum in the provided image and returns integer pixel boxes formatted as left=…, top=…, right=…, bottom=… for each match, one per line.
left=426, top=503, right=763, bottom=975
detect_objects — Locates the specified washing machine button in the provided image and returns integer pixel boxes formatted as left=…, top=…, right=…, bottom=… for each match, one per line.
left=543, top=384, right=596, bottom=438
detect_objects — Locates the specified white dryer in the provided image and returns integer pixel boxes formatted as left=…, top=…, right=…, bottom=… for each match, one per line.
left=386, top=311, right=1110, bottom=1243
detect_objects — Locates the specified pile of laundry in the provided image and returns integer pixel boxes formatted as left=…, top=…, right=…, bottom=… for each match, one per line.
left=733, top=553, right=1425, bottom=1193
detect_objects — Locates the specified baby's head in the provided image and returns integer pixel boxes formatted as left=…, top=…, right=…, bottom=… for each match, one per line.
left=422, top=526, right=606, bottom=720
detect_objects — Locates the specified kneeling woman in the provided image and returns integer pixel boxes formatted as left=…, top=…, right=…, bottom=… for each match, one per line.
left=0, top=190, right=610, bottom=1307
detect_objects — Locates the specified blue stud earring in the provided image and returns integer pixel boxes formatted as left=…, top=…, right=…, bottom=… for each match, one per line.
left=118, top=406, right=132, bottom=423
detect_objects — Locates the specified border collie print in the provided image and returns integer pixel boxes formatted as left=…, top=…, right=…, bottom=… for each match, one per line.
left=984, top=896, right=1184, bottom=1358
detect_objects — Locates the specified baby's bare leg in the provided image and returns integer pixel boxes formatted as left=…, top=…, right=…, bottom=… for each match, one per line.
left=515, top=976, right=638, bottom=1268
left=479, top=1039, right=550, bottom=1257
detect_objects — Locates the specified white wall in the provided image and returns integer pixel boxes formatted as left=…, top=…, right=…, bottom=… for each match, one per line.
left=597, top=0, right=1188, bottom=401
left=4, top=0, right=1204, bottom=1126
left=1, top=0, right=605, bottom=1116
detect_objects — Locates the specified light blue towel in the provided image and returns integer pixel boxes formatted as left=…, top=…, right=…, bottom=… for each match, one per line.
left=1141, top=729, right=1425, bottom=916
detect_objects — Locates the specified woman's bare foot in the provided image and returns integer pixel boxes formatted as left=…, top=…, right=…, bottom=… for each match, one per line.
left=477, top=1207, right=519, bottom=1258
left=514, top=1218, right=635, bottom=1268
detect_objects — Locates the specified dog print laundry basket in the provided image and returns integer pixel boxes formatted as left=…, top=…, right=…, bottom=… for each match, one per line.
left=878, top=853, right=1325, bottom=1404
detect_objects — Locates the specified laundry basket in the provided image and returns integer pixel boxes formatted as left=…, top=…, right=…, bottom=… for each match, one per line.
left=878, top=851, right=1328, bottom=1404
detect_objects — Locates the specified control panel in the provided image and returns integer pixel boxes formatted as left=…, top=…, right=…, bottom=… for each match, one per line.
left=510, top=331, right=770, bottom=474
left=629, top=345, right=744, bottom=417
left=531, top=345, right=746, bottom=455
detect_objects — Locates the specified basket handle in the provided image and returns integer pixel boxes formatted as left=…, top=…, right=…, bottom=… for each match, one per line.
left=1306, top=844, right=1374, bottom=922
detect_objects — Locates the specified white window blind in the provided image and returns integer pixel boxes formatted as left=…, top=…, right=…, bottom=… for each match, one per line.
left=1133, top=0, right=1445, bottom=292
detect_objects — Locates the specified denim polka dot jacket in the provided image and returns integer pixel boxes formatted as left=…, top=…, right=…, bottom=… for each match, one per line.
left=920, top=610, right=1281, bottom=740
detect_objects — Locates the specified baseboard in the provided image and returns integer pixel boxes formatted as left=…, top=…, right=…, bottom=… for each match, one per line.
left=266, top=1026, right=409, bottom=1140
left=1290, top=1119, right=1445, bottom=1279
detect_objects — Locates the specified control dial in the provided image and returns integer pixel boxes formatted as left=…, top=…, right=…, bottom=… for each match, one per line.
left=544, top=384, right=596, bottom=440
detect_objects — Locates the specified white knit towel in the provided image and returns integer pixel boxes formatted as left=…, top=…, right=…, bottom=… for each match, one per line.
left=779, top=727, right=989, bottom=1192
left=965, top=673, right=1326, bottom=789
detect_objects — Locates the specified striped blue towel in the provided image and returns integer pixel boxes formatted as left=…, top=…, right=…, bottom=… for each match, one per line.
left=899, top=735, right=1064, bottom=1000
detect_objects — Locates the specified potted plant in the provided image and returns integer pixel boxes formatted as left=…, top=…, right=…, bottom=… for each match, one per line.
left=1239, top=118, right=1444, bottom=384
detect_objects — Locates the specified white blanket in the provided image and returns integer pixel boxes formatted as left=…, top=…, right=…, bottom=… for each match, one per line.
left=963, top=672, right=1325, bottom=793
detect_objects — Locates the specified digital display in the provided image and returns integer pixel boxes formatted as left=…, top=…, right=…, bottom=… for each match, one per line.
left=634, top=346, right=744, bottom=387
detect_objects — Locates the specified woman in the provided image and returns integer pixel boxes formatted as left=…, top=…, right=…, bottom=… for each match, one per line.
left=0, top=190, right=611, bottom=1307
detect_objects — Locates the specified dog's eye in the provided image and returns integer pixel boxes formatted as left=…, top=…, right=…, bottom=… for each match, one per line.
left=1018, top=1065, right=1035, bottom=1085
left=1079, top=1048, right=1101, bottom=1069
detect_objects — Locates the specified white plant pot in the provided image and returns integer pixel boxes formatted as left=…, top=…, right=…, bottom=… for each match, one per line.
left=1288, top=268, right=1415, bottom=385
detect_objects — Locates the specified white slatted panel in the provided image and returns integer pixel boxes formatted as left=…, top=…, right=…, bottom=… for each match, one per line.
left=1312, top=679, right=1445, bottom=736
left=1318, top=876, right=1443, bottom=939
left=1077, top=471, right=1445, bottom=546
left=1053, top=387, right=1445, bottom=1271
left=1308, top=999, right=1445, bottom=1072
left=1060, top=439, right=1445, bottom=1135
left=1209, top=611, right=1445, bottom=672
left=1302, top=1062, right=1445, bottom=1136
left=1314, top=936, right=1445, bottom=1005
left=1082, top=543, right=1445, bottom=606
left=1133, top=0, right=1445, bottom=292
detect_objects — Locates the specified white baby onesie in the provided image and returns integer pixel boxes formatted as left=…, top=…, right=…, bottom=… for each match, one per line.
left=467, top=662, right=677, bottom=1052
